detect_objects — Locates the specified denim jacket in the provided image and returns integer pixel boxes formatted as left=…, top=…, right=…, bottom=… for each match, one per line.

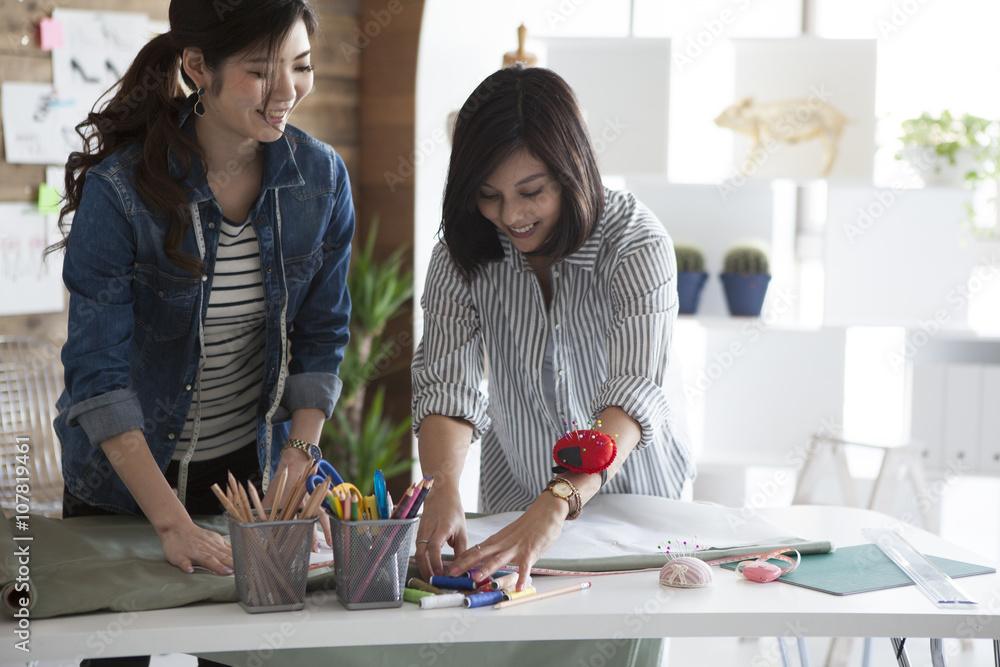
left=55, top=103, right=354, bottom=515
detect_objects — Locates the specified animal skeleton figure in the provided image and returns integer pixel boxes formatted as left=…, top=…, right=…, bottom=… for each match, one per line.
left=714, top=97, right=847, bottom=176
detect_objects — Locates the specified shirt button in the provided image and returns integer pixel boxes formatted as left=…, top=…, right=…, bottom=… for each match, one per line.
left=266, top=267, right=273, bottom=274
left=185, top=384, right=192, bottom=391
left=201, top=275, right=208, bottom=282
left=270, top=365, right=276, bottom=372
left=256, top=216, right=263, bottom=222
left=554, top=270, right=560, bottom=278
left=554, top=323, right=561, bottom=330
left=158, top=290, right=165, bottom=298
left=167, top=433, right=176, bottom=440
left=558, top=369, right=565, bottom=376
left=208, top=222, right=216, bottom=229
left=271, top=317, right=277, bottom=324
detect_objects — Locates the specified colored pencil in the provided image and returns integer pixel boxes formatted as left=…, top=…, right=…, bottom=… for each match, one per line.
left=406, top=477, right=434, bottom=518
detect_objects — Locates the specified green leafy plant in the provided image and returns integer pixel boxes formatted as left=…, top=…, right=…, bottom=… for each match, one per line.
left=320, top=216, right=414, bottom=494
left=674, top=244, right=706, bottom=273
left=723, top=245, right=769, bottom=275
left=897, top=111, right=1000, bottom=186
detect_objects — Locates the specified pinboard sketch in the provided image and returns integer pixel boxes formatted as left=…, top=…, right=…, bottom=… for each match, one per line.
left=714, top=97, right=847, bottom=176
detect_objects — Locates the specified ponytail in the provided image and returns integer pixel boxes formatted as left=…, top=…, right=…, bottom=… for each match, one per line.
left=50, top=31, right=205, bottom=276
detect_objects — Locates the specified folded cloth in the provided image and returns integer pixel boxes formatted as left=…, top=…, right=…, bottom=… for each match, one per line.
left=429, top=495, right=833, bottom=574
left=1, top=515, right=335, bottom=619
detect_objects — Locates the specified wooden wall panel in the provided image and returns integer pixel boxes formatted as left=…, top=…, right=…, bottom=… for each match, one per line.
left=359, top=0, right=423, bottom=491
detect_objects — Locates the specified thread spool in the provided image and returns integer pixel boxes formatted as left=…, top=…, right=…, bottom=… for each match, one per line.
left=419, top=593, right=466, bottom=609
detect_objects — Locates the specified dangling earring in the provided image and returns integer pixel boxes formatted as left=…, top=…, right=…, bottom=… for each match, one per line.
left=193, top=87, right=206, bottom=117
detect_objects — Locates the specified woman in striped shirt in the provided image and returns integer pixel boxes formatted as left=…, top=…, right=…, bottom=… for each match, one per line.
left=413, top=64, right=696, bottom=593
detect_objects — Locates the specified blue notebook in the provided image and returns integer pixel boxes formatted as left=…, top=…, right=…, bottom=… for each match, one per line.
left=720, top=543, right=996, bottom=596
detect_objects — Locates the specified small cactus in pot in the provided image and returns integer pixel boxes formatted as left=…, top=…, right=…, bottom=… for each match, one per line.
left=674, top=243, right=709, bottom=315
left=721, top=243, right=771, bottom=316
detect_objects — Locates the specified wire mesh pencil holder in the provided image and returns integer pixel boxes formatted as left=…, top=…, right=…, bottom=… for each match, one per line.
left=331, top=516, right=418, bottom=610
left=226, top=511, right=316, bottom=613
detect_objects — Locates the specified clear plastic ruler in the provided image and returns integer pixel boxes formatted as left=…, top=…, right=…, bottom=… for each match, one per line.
left=862, top=527, right=977, bottom=609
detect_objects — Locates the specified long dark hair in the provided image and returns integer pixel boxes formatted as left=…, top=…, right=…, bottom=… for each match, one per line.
left=49, top=0, right=319, bottom=275
left=441, top=64, right=605, bottom=282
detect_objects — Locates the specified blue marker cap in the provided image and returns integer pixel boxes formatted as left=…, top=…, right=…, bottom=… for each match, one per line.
left=373, top=469, right=388, bottom=519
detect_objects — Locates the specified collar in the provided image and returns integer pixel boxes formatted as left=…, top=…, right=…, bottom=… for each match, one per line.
left=168, top=94, right=305, bottom=203
left=496, top=215, right=604, bottom=273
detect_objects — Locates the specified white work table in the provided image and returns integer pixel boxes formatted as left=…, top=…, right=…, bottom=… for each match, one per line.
left=14, top=505, right=1000, bottom=663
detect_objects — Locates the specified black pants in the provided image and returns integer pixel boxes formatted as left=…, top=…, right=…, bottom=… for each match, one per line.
left=66, top=444, right=260, bottom=667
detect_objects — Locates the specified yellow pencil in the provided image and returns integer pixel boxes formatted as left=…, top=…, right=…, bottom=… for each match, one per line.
left=492, top=581, right=591, bottom=609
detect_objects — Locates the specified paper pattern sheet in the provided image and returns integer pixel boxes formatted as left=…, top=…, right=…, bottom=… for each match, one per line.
left=0, top=203, right=64, bottom=315
left=424, top=495, right=802, bottom=561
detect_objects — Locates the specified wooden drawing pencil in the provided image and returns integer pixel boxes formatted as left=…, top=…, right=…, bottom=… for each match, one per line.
left=268, top=468, right=288, bottom=521
left=492, top=581, right=591, bottom=609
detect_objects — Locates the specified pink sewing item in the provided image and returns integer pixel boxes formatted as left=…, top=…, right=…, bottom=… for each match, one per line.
left=731, top=548, right=801, bottom=583
left=659, top=556, right=713, bottom=588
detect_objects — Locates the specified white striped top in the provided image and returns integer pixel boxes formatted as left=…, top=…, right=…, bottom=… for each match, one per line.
left=412, top=188, right=695, bottom=513
left=175, top=216, right=266, bottom=461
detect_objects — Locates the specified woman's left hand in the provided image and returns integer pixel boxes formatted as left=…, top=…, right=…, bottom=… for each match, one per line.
left=446, top=492, right=568, bottom=591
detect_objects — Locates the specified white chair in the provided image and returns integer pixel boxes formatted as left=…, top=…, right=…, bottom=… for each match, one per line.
left=0, top=337, right=64, bottom=517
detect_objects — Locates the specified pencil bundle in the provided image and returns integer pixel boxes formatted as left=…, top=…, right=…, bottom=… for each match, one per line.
left=210, top=465, right=331, bottom=522
left=389, top=476, right=434, bottom=519
left=218, top=468, right=326, bottom=612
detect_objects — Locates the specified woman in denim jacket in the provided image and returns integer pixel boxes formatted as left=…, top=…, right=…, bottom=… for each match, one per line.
left=51, top=0, right=352, bottom=577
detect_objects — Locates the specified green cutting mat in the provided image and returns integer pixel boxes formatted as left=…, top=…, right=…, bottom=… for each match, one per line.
left=720, top=543, right=995, bottom=596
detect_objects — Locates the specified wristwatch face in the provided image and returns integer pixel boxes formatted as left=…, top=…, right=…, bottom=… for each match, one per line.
left=287, top=439, right=322, bottom=461
left=551, top=481, right=573, bottom=500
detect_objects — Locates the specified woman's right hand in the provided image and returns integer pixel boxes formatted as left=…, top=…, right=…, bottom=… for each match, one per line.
left=414, top=484, right=467, bottom=580
left=156, top=518, right=234, bottom=575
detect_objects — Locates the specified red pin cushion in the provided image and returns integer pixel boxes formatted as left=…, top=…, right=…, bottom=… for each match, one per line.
left=552, top=429, right=617, bottom=474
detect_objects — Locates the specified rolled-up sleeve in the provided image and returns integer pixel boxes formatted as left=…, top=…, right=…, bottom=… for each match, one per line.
left=591, top=236, right=677, bottom=449
left=62, top=172, right=143, bottom=446
left=411, top=244, right=490, bottom=440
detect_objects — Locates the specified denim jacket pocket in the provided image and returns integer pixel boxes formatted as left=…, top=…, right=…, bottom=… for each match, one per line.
left=133, top=264, right=199, bottom=340
left=283, top=244, right=323, bottom=286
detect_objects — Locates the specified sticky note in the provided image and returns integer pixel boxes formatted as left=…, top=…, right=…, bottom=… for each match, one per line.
left=38, top=183, right=61, bottom=214
left=40, top=18, right=64, bottom=51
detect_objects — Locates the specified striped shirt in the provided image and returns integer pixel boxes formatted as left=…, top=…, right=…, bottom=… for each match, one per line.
left=412, top=188, right=695, bottom=513
left=175, top=215, right=266, bottom=461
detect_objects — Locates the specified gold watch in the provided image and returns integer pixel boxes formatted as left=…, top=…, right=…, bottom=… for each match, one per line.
left=282, top=438, right=321, bottom=462
left=545, top=477, right=581, bottom=520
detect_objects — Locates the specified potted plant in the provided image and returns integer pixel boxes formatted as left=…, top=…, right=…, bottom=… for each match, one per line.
left=897, top=111, right=1000, bottom=188
left=320, top=217, right=414, bottom=495
left=674, top=243, right=708, bottom=315
left=720, top=244, right=770, bottom=317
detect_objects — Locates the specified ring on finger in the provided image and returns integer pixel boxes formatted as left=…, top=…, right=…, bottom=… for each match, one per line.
left=475, top=543, right=482, bottom=552
left=417, top=539, right=430, bottom=545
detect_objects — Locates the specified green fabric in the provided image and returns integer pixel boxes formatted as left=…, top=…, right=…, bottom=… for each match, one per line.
left=199, top=638, right=665, bottom=667
left=720, top=543, right=996, bottom=595
left=0, top=515, right=336, bottom=619
left=0, top=513, right=831, bottom=619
